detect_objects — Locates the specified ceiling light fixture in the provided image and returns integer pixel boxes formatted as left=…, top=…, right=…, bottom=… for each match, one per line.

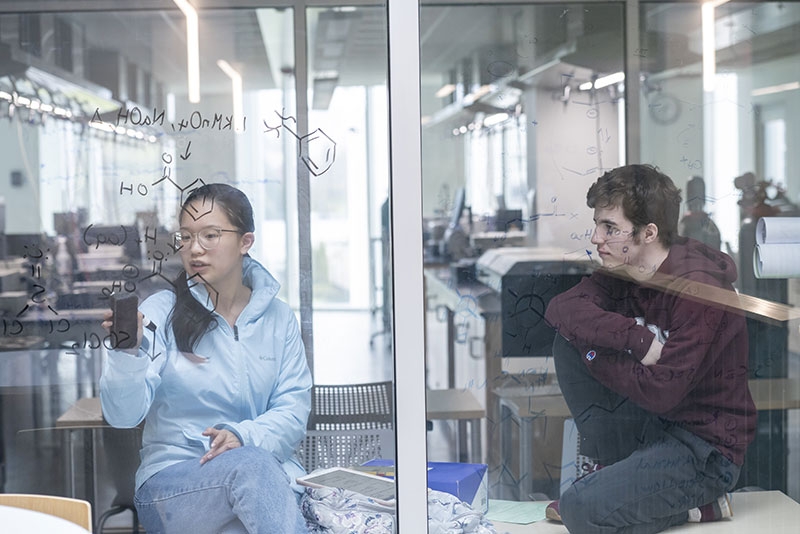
left=702, top=0, right=730, bottom=93
left=483, top=112, right=509, bottom=127
left=579, top=72, right=625, bottom=91
left=751, top=81, right=800, bottom=97
left=217, top=60, right=243, bottom=132
left=594, top=72, right=625, bottom=89
left=173, top=0, right=200, bottom=103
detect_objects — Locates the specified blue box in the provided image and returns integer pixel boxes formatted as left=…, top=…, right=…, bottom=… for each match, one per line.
left=362, top=460, right=488, bottom=514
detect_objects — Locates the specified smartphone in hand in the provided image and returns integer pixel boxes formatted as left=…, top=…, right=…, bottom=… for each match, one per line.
left=110, top=293, right=139, bottom=349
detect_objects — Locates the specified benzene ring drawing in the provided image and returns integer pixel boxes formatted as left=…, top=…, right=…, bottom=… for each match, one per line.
left=299, top=129, right=336, bottom=176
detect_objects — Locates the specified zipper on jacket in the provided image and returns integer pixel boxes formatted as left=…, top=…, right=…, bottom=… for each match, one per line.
left=233, top=325, right=239, bottom=341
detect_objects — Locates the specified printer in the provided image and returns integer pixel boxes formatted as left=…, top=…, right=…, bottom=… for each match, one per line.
left=476, top=247, right=594, bottom=357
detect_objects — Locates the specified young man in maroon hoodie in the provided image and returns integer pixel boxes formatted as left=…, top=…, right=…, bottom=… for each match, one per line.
left=543, top=164, right=756, bottom=533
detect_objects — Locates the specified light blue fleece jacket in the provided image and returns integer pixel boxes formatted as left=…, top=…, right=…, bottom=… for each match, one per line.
left=99, top=257, right=312, bottom=491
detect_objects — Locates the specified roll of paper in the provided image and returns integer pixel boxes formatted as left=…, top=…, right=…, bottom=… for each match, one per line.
left=756, top=217, right=800, bottom=245
left=754, top=243, right=800, bottom=278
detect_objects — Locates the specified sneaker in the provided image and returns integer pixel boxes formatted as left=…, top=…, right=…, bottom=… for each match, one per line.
left=545, top=500, right=562, bottom=522
left=576, top=462, right=604, bottom=481
left=687, top=494, right=733, bottom=522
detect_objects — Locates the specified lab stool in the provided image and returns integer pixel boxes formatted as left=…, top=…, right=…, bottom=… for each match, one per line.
left=426, top=389, right=484, bottom=464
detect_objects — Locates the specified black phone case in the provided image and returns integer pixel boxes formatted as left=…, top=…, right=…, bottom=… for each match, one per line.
left=110, top=293, right=139, bottom=349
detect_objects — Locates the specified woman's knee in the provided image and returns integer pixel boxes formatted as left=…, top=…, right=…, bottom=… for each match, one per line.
left=226, top=447, right=288, bottom=484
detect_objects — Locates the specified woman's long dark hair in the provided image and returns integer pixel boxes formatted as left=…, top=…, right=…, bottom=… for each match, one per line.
left=170, top=184, right=255, bottom=353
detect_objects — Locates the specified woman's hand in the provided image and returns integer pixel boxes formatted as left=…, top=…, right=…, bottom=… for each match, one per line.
left=200, top=428, right=242, bottom=464
left=100, top=309, right=144, bottom=355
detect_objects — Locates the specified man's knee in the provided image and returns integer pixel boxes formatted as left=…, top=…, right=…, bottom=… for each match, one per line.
left=560, top=481, right=604, bottom=530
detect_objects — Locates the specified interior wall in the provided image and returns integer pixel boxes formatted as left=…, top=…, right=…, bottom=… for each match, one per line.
left=0, top=120, right=41, bottom=234
left=747, top=53, right=800, bottom=203
left=533, top=85, right=621, bottom=251
left=421, top=123, right=465, bottom=219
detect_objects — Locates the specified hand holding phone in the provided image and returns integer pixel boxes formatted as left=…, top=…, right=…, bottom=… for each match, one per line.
left=110, top=293, right=140, bottom=350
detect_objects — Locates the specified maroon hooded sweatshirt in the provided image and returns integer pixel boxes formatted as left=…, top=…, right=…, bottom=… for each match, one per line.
left=545, top=237, right=756, bottom=465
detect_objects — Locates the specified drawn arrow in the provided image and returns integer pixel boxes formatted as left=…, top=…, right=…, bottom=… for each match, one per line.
left=180, top=141, right=192, bottom=160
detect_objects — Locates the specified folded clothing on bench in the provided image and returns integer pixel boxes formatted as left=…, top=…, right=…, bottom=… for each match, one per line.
left=300, top=485, right=497, bottom=533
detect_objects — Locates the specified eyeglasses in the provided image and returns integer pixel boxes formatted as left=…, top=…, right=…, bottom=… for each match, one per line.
left=172, top=227, right=241, bottom=251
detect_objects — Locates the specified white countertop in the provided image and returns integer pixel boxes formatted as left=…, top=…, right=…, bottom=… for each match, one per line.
left=490, top=491, right=799, bottom=533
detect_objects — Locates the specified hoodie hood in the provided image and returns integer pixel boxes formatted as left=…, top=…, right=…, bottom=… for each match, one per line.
left=187, top=255, right=281, bottom=321
left=657, top=236, right=738, bottom=287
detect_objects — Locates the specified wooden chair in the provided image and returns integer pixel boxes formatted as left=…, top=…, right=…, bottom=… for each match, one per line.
left=0, top=493, right=92, bottom=531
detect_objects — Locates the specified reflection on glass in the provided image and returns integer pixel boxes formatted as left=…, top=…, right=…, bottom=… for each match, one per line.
left=304, top=6, right=393, bottom=389
left=422, top=2, right=625, bottom=508
left=0, top=3, right=395, bottom=531
left=421, top=1, right=798, bottom=531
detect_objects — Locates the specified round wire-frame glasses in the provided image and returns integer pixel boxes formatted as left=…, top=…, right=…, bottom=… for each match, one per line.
left=172, top=227, right=241, bottom=250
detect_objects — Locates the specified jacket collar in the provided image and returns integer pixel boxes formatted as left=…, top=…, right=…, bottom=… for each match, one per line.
left=187, top=256, right=280, bottom=320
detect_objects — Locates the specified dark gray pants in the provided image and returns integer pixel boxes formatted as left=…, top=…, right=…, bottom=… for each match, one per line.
left=553, top=335, right=740, bottom=534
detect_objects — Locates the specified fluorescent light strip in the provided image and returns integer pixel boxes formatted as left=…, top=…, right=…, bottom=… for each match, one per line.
left=484, top=112, right=508, bottom=127
left=578, top=72, right=624, bottom=92
left=594, top=72, right=624, bottom=89
left=751, top=82, right=800, bottom=97
left=88, top=120, right=155, bottom=143
left=217, top=60, right=243, bottom=132
left=88, top=121, right=115, bottom=133
left=173, top=0, right=200, bottom=103
left=702, top=0, right=730, bottom=93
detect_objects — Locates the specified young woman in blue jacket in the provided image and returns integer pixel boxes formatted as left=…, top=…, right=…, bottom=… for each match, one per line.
left=100, top=183, right=312, bottom=533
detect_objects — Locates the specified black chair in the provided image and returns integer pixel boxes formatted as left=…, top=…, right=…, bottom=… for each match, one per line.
left=297, top=428, right=395, bottom=472
left=307, top=381, right=394, bottom=431
left=298, top=381, right=395, bottom=472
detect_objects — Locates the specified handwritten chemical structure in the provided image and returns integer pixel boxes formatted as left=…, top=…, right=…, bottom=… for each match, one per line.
left=262, top=109, right=337, bottom=177
left=92, top=106, right=337, bottom=178
left=2, top=243, right=71, bottom=338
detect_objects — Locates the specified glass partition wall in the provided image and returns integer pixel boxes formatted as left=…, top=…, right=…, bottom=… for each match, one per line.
left=420, top=0, right=800, bottom=529
left=0, top=0, right=799, bottom=532
left=0, top=0, right=399, bottom=530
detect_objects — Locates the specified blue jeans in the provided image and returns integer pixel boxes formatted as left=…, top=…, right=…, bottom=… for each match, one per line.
left=553, top=335, right=740, bottom=534
left=134, top=446, right=307, bottom=534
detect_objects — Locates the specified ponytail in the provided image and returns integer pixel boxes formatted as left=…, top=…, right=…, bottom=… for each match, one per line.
left=168, top=270, right=218, bottom=353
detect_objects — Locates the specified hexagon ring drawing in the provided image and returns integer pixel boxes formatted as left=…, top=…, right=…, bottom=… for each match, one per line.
left=299, top=128, right=336, bottom=176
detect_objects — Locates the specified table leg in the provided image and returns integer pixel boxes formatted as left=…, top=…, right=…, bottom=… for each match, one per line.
left=64, top=429, right=76, bottom=497
left=86, top=428, right=97, bottom=527
left=519, top=416, right=533, bottom=501
left=470, top=418, right=482, bottom=464
left=446, top=309, right=455, bottom=389
left=457, top=419, right=468, bottom=463
left=499, top=402, right=511, bottom=500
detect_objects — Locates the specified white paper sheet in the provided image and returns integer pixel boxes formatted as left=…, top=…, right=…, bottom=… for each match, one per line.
left=756, top=217, right=800, bottom=245
left=754, top=243, right=800, bottom=278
